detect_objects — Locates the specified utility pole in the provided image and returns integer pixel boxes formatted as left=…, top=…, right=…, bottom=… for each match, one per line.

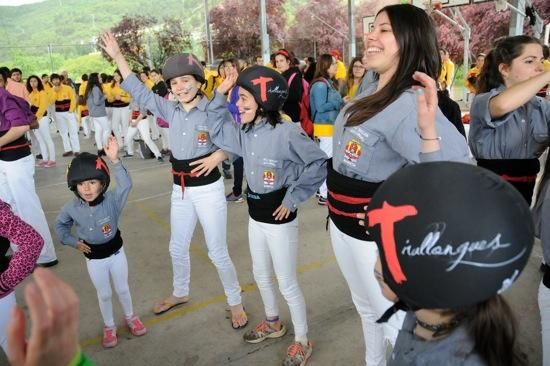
left=260, top=0, right=270, bottom=66
left=347, top=0, right=356, bottom=63
left=204, top=0, right=214, bottom=65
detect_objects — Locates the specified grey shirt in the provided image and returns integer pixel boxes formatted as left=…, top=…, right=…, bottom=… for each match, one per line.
left=86, top=86, right=107, bottom=118
left=207, top=91, right=328, bottom=211
left=55, top=161, right=132, bottom=247
left=332, top=85, right=470, bottom=183
left=469, top=86, right=550, bottom=159
left=389, top=312, right=485, bottom=366
left=533, top=177, right=550, bottom=263
left=122, top=74, right=218, bottom=160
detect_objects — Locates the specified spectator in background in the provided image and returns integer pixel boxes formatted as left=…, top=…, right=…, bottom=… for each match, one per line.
left=0, top=67, right=28, bottom=101
left=9, top=68, right=22, bottom=83
left=330, top=49, right=347, bottom=90
left=465, top=53, right=486, bottom=101
left=275, top=49, right=302, bottom=122
left=438, top=48, right=455, bottom=97
left=303, top=56, right=316, bottom=83
left=255, top=55, right=264, bottom=66
left=341, top=56, right=366, bottom=99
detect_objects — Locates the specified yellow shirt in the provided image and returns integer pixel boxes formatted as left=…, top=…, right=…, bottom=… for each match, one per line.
left=335, top=60, right=347, bottom=81
left=53, top=84, right=76, bottom=112
left=438, top=59, right=455, bottom=89
left=347, top=83, right=359, bottom=99
left=108, top=83, right=131, bottom=104
left=544, top=60, right=550, bottom=72
left=78, top=81, right=88, bottom=112
left=29, top=90, right=49, bottom=119
left=145, top=79, right=154, bottom=90
left=43, top=83, right=55, bottom=105
left=464, top=66, right=480, bottom=94
left=201, top=69, right=215, bottom=99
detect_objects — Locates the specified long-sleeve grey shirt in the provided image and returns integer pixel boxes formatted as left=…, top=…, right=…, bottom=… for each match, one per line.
left=207, top=91, right=327, bottom=211
left=86, top=86, right=107, bottom=118
left=122, top=74, right=218, bottom=160
left=332, top=84, right=470, bottom=183
left=55, top=161, right=132, bottom=247
left=533, top=177, right=550, bottom=264
left=469, top=86, right=550, bottom=159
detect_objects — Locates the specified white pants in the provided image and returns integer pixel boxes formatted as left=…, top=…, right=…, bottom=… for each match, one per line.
left=160, top=126, right=170, bottom=150
left=33, top=116, right=56, bottom=162
left=0, top=155, right=57, bottom=264
left=29, top=131, right=40, bottom=156
left=92, top=116, right=111, bottom=151
left=0, top=292, right=16, bottom=356
left=81, top=115, right=92, bottom=138
left=126, top=119, right=161, bottom=158
left=318, top=137, right=333, bottom=199
left=54, top=111, right=80, bottom=153
left=148, top=115, right=160, bottom=140
left=169, top=179, right=242, bottom=306
left=249, top=217, right=308, bottom=341
left=330, top=221, right=404, bottom=366
left=539, top=281, right=550, bottom=366
left=111, top=106, right=130, bottom=146
left=86, top=248, right=134, bottom=327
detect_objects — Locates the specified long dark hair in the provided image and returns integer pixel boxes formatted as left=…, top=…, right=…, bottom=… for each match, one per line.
left=111, top=69, right=124, bottom=88
left=313, top=54, right=336, bottom=85
left=26, top=75, right=44, bottom=93
left=345, top=4, right=440, bottom=127
left=346, top=56, right=365, bottom=91
left=477, top=35, right=541, bottom=94
left=84, top=73, right=103, bottom=102
left=459, top=295, right=528, bottom=366
left=242, top=110, right=282, bottom=133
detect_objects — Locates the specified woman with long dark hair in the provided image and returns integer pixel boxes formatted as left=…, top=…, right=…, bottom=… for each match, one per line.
left=342, top=56, right=366, bottom=99
left=26, top=75, right=56, bottom=167
left=469, top=35, right=550, bottom=205
left=109, top=69, right=131, bottom=147
left=327, top=5, right=469, bottom=365
left=275, top=49, right=302, bottom=123
left=309, top=54, right=344, bottom=205
left=85, top=73, right=111, bottom=155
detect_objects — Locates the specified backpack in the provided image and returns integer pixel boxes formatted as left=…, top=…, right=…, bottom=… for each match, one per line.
left=288, top=72, right=313, bottom=137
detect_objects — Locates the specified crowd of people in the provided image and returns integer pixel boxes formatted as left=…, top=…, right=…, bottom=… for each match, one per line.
left=1, top=3, right=550, bottom=365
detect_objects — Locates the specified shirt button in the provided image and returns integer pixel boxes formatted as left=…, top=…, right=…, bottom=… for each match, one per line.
left=251, top=152, right=255, bottom=156
left=521, top=119, right=525, bottom=123
left=185, top=118, right=188, bottom=121
left=89, top=228, right=93, bottom=231
left=183, top=132, right=186, bottom=136
left=254, top=134, right=257, bottom=137
left=251, top=171, right=254, bottom=175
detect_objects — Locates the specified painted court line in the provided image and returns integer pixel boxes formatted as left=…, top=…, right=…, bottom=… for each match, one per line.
left=80, top=255, right=337, bottom=348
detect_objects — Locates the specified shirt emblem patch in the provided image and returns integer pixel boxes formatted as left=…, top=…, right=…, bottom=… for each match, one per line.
left=263, top=170, right=276, bottom=187
left=344, top=139, right=362, bottom=164
left=101, top=223, right=112, bottom=237
left=197, top=131, right=209, bottom=147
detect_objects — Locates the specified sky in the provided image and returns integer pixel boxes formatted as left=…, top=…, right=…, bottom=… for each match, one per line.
left=0, top=0, right=44, bottom=6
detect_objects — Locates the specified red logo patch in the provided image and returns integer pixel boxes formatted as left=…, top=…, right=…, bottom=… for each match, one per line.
left=344, top=139, right=362, bottom=163
left=263, top=170, right=275, bottom=186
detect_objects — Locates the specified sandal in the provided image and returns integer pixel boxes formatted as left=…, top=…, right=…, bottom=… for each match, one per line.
left=229, top=306, right=248, bottom=329
left=153, top=295, right=189, bottom=315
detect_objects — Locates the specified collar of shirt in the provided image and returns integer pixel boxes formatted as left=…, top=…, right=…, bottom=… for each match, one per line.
left=174, top=94, right=208, bottom=113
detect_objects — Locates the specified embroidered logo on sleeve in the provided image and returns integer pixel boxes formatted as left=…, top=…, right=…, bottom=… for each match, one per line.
left=344, top=139, right=362, bottom=164
left=263, top=170, right=276, bottom=187
left=197, top=131, right=209, bottom=147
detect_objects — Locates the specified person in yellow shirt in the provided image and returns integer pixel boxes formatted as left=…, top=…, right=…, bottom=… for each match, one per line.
left=438, top=48, right=455, bottom=96
left=78, top=74, right=91, bottom=138
left=27, top=75, right=57, bottom=167
left=101, top=73, right=113, bottom=122
left=464, top=53, right=485, bottom=94
left=42, top=74, right=57, bottom=125
left=342, top=56, right=366, bottom=99
left=109, top=69, right=131, bottom=146
left=51, top=73, right=80, bottom=156
left=139, top=70, right=154, bottom=90
left=201, top=61, right=215, bottom=99
left=331, top=49, right=347, bottom=90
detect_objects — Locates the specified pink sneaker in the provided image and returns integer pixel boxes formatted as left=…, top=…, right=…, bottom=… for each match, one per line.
left=102, top=326, right=117, bottom=348
left=126, top=315, right=147, bottom=336
left=45, top=161, right=56, bottom=168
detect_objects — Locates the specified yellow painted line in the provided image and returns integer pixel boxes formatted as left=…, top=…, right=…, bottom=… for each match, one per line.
left=80, top=256, right=337, bottom=348
left=133, top=201, right=211, bottom=263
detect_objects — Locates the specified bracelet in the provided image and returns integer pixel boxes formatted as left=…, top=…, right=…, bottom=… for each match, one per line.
left=419, top=135, right=441, bottom=141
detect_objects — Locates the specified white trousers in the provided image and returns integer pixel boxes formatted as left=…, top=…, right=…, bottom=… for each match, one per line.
left=81, top=115, right=92, bottom=138
left=111, top=106, right=130, bottom=146
left=330, top=221, right=404, bottom=366
left=92, top=116, right=111, bottom=151
left=33, top=116, right=56, bottom=162
left=54, top=111, right=80, bottom=153
left=249, top=217, right=308, bottom=340
left=86, top=248, right=134, bottom=327
left=148, top=115, right=160, bottom=140
left=0, top=292, right=16, bottom=356
left=169, top=179, right=242, bottom=306
left=126, top=119, right=161, bottom=158
left=539, top=281, right=550, bottom=366
left=318, top=136, right=333, bottom=198
left=0, top=155, right=57, bottom=264
left=160, top=126, right=170, bottom=150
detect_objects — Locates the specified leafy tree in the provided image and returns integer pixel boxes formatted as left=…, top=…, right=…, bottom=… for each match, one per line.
left=287, top=0, right=349, bottom=58
left=60, top=53, right=115, bottom=77
left=151, top=17, right=192, bottom=68
left=208, top=0, right=287, bottom=59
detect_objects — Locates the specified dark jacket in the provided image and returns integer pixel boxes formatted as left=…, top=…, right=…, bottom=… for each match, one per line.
left=281, top=67, right=303, bottom=122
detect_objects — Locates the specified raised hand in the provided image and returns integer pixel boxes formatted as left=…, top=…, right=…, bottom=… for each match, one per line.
left=104, top=136, right=119, bottom=163
left=99, top=31, right=122, bottom=60
left=217, top=69, right=238, bottom=95
left=412, top=71, right=438, bottom=137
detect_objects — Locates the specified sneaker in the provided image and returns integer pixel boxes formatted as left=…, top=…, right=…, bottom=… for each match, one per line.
left=315, top=190, right=321, bottom=198
left=102, top=326, right=117, bottom=348
left=317, top=197, right=327, bottom=206
left=36, top=154, right=43, bottom=160
left=226, top=192, right=244, bottom=203
left=283, top=340, right=313, bottom=366
left=45, top=161, right=57, bottom=168
left=223, top=169, right=233, bottom=179
left=62, top=151, right=73, bottom=157
left=157, top=156, right=164, bottom=162
left=243, top=321, right=286, bottom=344
left=125, top=315, right=147, bottom=336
